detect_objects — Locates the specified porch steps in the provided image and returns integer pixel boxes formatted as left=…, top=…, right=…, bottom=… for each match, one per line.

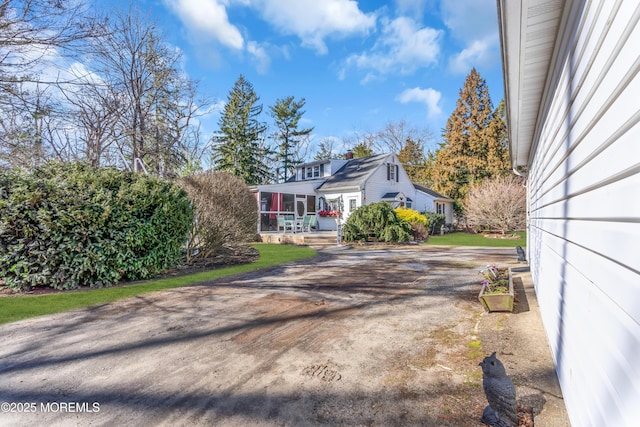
left=302, top=235, right=338, bottom=247
left=258, top=232, right=337, bottom=247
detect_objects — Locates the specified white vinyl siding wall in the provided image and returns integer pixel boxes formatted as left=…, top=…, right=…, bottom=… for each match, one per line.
left=363, top=155, right=415, bottom=206
left=527, top=1, right=640, bottom=426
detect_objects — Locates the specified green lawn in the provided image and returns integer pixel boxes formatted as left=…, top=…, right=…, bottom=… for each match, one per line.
left=425, top=231, right=526, bottom=247
left=0, top=244, right=316, bottom=326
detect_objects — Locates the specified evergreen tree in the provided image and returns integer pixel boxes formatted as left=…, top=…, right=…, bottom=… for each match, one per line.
left=313, top=138, right=342, bottom=160
left=428, top=68, right=509, bottom=201
left=270, top=96, right=313, bottom=182
left=398, top=137, right=430, bottom=184
left=213, top=75, right=269, bottom=184
left=352, top=142, right=374, bottom=158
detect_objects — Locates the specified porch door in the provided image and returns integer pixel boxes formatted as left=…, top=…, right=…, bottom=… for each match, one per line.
left=295, top=195, right=306, bottom=219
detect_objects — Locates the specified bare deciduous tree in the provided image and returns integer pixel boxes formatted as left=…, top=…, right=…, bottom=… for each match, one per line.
left=465, top=175, right=526, bottom=234
left=0, top=0, right=105, bottom=168
left=0, top=0, right=100, bottom=84
left=373, top=119, right=434, bottom=154
left=91, top=8, right=208, bottom=176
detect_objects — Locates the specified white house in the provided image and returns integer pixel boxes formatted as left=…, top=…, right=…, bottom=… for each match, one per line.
left=252, top=153, right=454, bottom=232
left=413, top=183, right=455, bottom=225
left=498, top=0, right=640, bottom=425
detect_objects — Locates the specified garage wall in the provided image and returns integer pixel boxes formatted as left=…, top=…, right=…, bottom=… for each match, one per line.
left=527, top=1, right=640, bottom=425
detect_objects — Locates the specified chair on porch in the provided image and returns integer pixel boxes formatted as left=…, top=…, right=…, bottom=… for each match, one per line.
left=302, top=215, right=317, bottom=232
left=277, top=215, right=294, bottom=233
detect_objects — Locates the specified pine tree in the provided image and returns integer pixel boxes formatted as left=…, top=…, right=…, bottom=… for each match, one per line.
left=313, top=138, right=342, bottom=160
left=270, top=96, right=313, bottom=182
left=213, top=75, right=269, bottom=184
left=428, top=68, right=509, bottom=201
left=352, top=142, right=374, bottom=158
left=398, top=137, right=430, bottom=184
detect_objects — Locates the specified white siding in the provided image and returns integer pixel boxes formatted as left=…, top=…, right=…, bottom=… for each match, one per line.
left=342, top=191, right=361, bottom=219
left=528, top=1, right=640, bottom=426
left=413, top=191, right=454, bottom=225
left=363, top=154, right=415, bottom=205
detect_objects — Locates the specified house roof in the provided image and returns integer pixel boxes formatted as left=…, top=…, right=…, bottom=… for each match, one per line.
left=497, top=0, right=565, bottom=172
left=413, top=183, right=454, bottom=201
left=317, top=153, right=391, bottom=192
left=381, top=192, right=401, bottom=199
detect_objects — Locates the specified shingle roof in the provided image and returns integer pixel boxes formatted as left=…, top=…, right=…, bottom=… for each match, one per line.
left=381, top=192, right=400, bottom=199
left=413, top=183, right=454, bottom=201
left=317, top=153, right=390, bottom=191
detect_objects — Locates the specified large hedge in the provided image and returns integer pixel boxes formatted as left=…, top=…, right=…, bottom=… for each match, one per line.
left=0, top=162, right=193, bottom=291
left=342, top=202, right=411, bottom=243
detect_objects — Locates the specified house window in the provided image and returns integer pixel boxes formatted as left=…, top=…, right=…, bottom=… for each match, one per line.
left=387, top=163, right=399, bottom=182
left=313, top=165, right=320, bottom=177
left=306, top=167, right=313, bottom=179
left=349, top=198, right=357, bottom=212
left=436, top=202, right=445, bottom=215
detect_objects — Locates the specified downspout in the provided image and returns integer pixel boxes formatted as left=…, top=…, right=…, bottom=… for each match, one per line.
left=513, top=166, right=530, bottom=262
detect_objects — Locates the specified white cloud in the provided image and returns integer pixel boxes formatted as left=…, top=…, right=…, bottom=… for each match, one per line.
left=254, top=0, right=376, bottom=55
left=246, top=41, right=270, bottom=74
left=163, top=0, right=244, bottom=50
left=68, top=62, right=105, bottom=86
left=448, top=38, right=493, bottom=74
left=440, top=0, right=497, bottom=41
left=342, top=16, right=442, bottom=81
left=394, top=0, right=436, bottom=18
left=397, top=87, right=442, bottom=119
left=440, top=0, right=499, bottom=74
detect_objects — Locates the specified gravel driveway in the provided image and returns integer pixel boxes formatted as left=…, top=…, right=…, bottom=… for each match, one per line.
left=0, top=246, right=531, bottom=426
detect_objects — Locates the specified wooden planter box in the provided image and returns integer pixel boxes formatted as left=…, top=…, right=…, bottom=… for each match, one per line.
left=478, top=268, right=514, bottom=312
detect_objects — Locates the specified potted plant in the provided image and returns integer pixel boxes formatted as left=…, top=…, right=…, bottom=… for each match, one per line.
left=478, top=264, right=514, bottom=312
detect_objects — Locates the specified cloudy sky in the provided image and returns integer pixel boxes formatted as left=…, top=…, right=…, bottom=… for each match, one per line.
left=93, top=0, right=504, bottom=155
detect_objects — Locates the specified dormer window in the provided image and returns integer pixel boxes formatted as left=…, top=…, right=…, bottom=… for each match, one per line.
left=301, top=163, right=327, bottom=180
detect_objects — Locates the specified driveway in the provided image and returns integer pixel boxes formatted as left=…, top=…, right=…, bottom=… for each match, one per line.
left=0, top=246, right=562, bottom=426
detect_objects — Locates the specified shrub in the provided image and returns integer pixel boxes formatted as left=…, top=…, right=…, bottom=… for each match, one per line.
left=395, top=207, right=428, bottom=226
left=410, top=222, right=428, bottom=241
left=395, top=207, right=429, bottom=241
left=0, top=162, right=193, bottom=291
left=465, top=175, right=526, bottom=234
left=342, top=202, right=411, bottom=243
left=424, top=212, right=446, bottom=235
left=178, top=171, right=258, bottom=259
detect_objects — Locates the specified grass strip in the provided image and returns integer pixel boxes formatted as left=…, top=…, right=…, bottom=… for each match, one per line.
left=425, top=231, right=526, bottom=247
left=0, top=244, right=316, bottom=325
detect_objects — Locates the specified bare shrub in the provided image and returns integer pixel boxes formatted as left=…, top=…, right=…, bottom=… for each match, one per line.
left=465, top=175, right=526, bottom=234
left=179, top=171, right=258, bottom=259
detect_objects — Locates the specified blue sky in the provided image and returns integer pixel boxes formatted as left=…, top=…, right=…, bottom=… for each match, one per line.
left=94, top=0, right=504, bottom=156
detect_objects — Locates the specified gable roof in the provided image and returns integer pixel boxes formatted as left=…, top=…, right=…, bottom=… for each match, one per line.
left=413, top=183, right=454, bottom=201
left=317, top=153, right=391, bottom=192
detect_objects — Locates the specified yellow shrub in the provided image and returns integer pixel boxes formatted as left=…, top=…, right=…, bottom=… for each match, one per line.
left=395, top=207, right=428, bottom=226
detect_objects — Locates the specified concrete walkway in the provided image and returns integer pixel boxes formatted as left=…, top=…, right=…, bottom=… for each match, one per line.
left=479, top=266, right=571, bottom=426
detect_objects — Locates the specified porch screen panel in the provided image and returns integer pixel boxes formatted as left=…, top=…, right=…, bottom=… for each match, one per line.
left=282, top=194, right=294, bottom=212
left=307, top=195, right=316, bottom=213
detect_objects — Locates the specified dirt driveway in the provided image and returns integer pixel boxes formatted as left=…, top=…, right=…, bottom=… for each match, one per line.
left=0, top=246, right=550, bottom=426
